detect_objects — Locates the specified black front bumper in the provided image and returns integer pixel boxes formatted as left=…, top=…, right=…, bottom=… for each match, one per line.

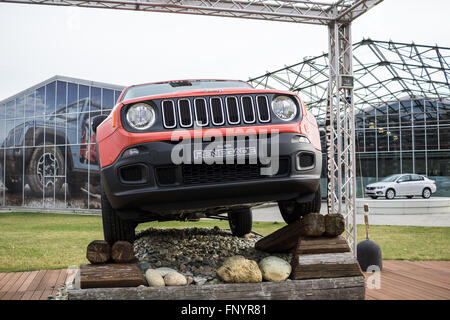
left=101, top=133, right=321, bottom=219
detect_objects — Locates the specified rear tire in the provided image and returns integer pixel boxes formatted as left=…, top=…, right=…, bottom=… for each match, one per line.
left=228, top=208, right=252, bottom=237
left=370, top=196, right=378, bottom=199
left=101, top=186, right=136, bottom=245
left=278, top=186, right=321, bottom=224
left=422, top=188, right=431, bottom=199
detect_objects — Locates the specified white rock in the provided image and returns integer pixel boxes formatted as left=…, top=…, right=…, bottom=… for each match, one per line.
left=164, top=271, right=188, bottom=286
left=258, top=256, right=292, bottom=282
left=216, top=255, right=262, bottom=283
left=145, top=269, right=165, bottom=287
left=193, top=277, right=208, bottom=286
left=155, top=267, right=178, bottom=277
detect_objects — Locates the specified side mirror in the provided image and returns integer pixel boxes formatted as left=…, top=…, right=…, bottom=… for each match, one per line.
left=396, top=180, right=400, bottom=183
left=92, top=115, right=108, bottom=133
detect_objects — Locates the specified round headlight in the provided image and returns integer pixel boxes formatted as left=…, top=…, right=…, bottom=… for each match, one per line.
left=271, top=96, right=297, bottom=121
left=126, top=103, right=155, bottom=130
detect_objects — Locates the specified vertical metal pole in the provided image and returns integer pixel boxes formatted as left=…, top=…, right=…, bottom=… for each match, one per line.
left=347, top=25, right=357, bottom=254
left=327, top=21, right=337, bottom=216
left=327, top=20, right=357, bottom=253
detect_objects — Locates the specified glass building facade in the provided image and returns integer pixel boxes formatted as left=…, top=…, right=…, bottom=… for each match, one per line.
left=354, top=98, right=450, bottom=197
left=0, top=76, right=124, bottom=209
left=320, top=98, right=450, bottom=198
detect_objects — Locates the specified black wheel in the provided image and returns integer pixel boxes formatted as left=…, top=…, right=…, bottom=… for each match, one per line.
left=101, top=186, right=136, bottom=245
left=370, top=196, right=378, bottom=199
left=27, top=145, right=65, bottom=196
left=406, top=195, right=414, bottom=199
left=422, top=188, right=431, bottom=199
left=385, top=188, right=396, bottom=200
left=278, top=187, right=321, bottom=224
left=4, top=175, right=22, bottom=193
left=228, top=208, right=252, bottom=237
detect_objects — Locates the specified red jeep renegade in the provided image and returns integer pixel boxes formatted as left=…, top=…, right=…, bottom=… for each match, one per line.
left=93, top=79, right=322, bottom=244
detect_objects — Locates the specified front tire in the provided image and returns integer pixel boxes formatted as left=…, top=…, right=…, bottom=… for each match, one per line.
left=278, top=186, right=321, bottom=224
left=101, top=187, right=136, bottom=245
left=228, top=208, right=252, bottom=237
left=370, top=196, right=378, bottom=199
left=422, top=188, right=431, bottom=199
left=28, top=145, right=65, bottom=196
left=385, top=188, right=396, bottom=200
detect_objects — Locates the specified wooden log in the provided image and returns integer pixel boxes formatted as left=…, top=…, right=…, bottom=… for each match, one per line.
left=86, top=240, right=111, bottom=264
left=324, top=214, right=345, bottom=236
left=80, top=263, right=147, bottom=289
left=294, top=236, right=350, bottom=255
left=290, top=252, right=363, bottom=280
left=299, top=213, right=325, bottom=237
left=255, top=218, right=303, bottom=253
left=111, top=241, right=135, bottom=263
left=255, top=212, right=326, bottom=253
left=69, top=276, right=365, bottom=300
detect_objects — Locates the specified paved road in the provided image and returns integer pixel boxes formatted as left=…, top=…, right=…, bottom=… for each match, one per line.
left=252, top=202, right=450, bottom=227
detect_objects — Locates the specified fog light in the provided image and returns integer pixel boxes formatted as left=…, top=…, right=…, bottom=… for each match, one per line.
left=123, top=148, right=139, bottom=158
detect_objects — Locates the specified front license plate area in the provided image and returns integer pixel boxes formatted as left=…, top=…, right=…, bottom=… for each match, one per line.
left=193, top=144, right=257, bottom=163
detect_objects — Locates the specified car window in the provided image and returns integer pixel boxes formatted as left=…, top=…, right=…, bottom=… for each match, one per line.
left=411, top=174, right=424, bottom=181
left=397, top=175, right=411, bottom=182
left=380, top=174, right=402, bottom=182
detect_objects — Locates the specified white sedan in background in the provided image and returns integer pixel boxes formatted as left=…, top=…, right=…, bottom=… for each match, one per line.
left=365, top=174, right=437, bottom=199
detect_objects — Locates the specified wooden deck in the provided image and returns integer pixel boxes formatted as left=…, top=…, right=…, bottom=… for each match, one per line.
left=0, top=261, right=449, bottom=300
left=0, top=269, right=69, bottom=300
left=365, top=260, right=450, bottom=300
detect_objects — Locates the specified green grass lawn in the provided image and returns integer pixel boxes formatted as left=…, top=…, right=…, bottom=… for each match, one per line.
left=0, top=211, right=449, bottom=272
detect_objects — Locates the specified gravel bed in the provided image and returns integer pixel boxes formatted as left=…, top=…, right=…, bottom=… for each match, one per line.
left=134, top=227, right=292, bottom=284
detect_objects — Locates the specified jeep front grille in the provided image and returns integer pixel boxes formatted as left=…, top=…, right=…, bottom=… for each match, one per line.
left=226, top=97, right=240, bottom=124
left=178, top=99, right=192, bottom=127
left=194, top=98, right=208, bottom=126
left=161, top=95, right=272, bottom=129
left=241, top=96, right=255, bottom=123
left=256, top=96, right=270, bottom=122
left=162, top=100, right=176, bottom=128
left=210, top=97, right=225, bottom=125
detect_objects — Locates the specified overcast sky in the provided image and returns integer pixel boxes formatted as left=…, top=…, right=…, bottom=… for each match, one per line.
left=0, top=0, right=449, bottom=100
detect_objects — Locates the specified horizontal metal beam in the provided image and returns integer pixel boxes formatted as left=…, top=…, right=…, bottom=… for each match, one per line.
left=0, top=0, right=382, bottom=24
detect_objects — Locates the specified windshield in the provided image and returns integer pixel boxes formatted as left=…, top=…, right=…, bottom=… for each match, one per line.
left=121, top=80, right=253, bottom=101
left=380, top=174, right=402, bottom=182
